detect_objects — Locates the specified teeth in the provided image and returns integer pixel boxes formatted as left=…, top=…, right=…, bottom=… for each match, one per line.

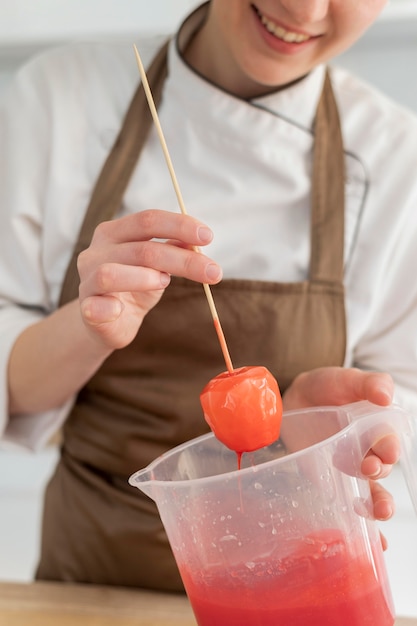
left=259, top=12, right=310, bottom=43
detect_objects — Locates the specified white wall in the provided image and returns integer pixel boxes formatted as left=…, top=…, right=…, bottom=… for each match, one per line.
left=0, top=0, right=200, bottom=42
left=335, top=10, right=417, bottom=114
left=0, top=0, right=201, bottom=90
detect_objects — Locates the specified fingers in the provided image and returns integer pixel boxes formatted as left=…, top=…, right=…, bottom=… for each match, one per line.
left=79, top=263, right=171, bottom=301
left=79, top=241, right=222, bottom=296
left=361, top=455, right=392, bottom=480
left=79, top=211, right=223, bottom=290
left=323, top=368, right=393, bottom=406
left=81, top=295, right=124, bottom=326
left=283, top=367, right=395, bottom=411
left=364, top=434, right=401, bottom=472
left=360, top=371, right=394, bottom=406
left=369, top=480, right=395, bottom=521
left=361, top=433, right=400, bottom=495
left=75, top=209, right=223, bottom=350
left=380, top=531, right=388, bottom=551
left=91, top=209, right=214, bottom=247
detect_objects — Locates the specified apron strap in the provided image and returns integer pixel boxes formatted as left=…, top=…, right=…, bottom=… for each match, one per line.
left=59, top=40, right=170, bottom=306
left=310, top=69, right=345, bottom=284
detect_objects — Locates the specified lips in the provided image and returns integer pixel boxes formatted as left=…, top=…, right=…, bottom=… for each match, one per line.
left=252, top=5, right=313, bottom=44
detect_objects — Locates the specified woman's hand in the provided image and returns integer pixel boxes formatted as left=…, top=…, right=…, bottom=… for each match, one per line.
left=283, top=367, right=399, bottom=536
left=9, top=209, right=222, bottom=413
left=77, top=209, right=223, bottom=350
left=8, top=209, right=223, bottom=415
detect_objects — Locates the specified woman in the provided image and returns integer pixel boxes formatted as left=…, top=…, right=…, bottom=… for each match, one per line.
left=1, top=1, right=415, bottom=589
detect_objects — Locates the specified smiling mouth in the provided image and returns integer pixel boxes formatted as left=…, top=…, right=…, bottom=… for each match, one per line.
left=252, top=5, right=312, bottom=43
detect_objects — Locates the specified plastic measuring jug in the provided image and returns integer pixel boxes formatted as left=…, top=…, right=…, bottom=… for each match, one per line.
left=129, top=401, right=417, bottom=626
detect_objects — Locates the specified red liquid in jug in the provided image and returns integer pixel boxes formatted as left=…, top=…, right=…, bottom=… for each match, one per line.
left=181, top=529, right=394, bottom=626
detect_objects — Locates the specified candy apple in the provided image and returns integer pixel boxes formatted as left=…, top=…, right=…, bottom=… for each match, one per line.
left=200, top=365, right=283, bottom=453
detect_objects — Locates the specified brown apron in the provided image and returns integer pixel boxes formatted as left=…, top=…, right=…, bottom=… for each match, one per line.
left=36, top=43, right=346, bottom=591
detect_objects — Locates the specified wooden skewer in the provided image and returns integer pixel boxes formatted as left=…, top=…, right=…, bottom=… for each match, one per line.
left=133, top=44, right=234, bottom=373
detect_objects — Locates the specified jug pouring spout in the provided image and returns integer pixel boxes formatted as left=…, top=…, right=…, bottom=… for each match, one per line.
left=128, top=466, right=155, bottom=499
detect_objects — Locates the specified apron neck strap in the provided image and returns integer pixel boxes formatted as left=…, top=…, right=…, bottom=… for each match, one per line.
left=310, top=69, right=345, bottom=283
left=59, top=40, right=170, bottom=306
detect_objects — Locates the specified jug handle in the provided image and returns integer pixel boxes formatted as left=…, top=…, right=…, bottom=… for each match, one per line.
left=340, top=401, right=417, bottom=516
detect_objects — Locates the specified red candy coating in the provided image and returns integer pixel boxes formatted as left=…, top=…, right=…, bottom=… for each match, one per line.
left=200, top=365, right=283, bottom=453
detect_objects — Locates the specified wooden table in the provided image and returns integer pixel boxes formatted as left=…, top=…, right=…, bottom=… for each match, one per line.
left=0, top=581, right=196, bottom=626
left=0, top=581, right=416, bottom=625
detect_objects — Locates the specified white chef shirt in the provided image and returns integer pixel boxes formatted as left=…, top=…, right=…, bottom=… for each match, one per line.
left=1, top=13, right=417, bottom=449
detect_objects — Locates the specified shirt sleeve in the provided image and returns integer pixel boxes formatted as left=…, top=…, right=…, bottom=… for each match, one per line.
left=346, top=129, right=417, bottom=418
left=0, top=53, right=76, bottom=449
left=0, top=41, right=142, bottom=451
